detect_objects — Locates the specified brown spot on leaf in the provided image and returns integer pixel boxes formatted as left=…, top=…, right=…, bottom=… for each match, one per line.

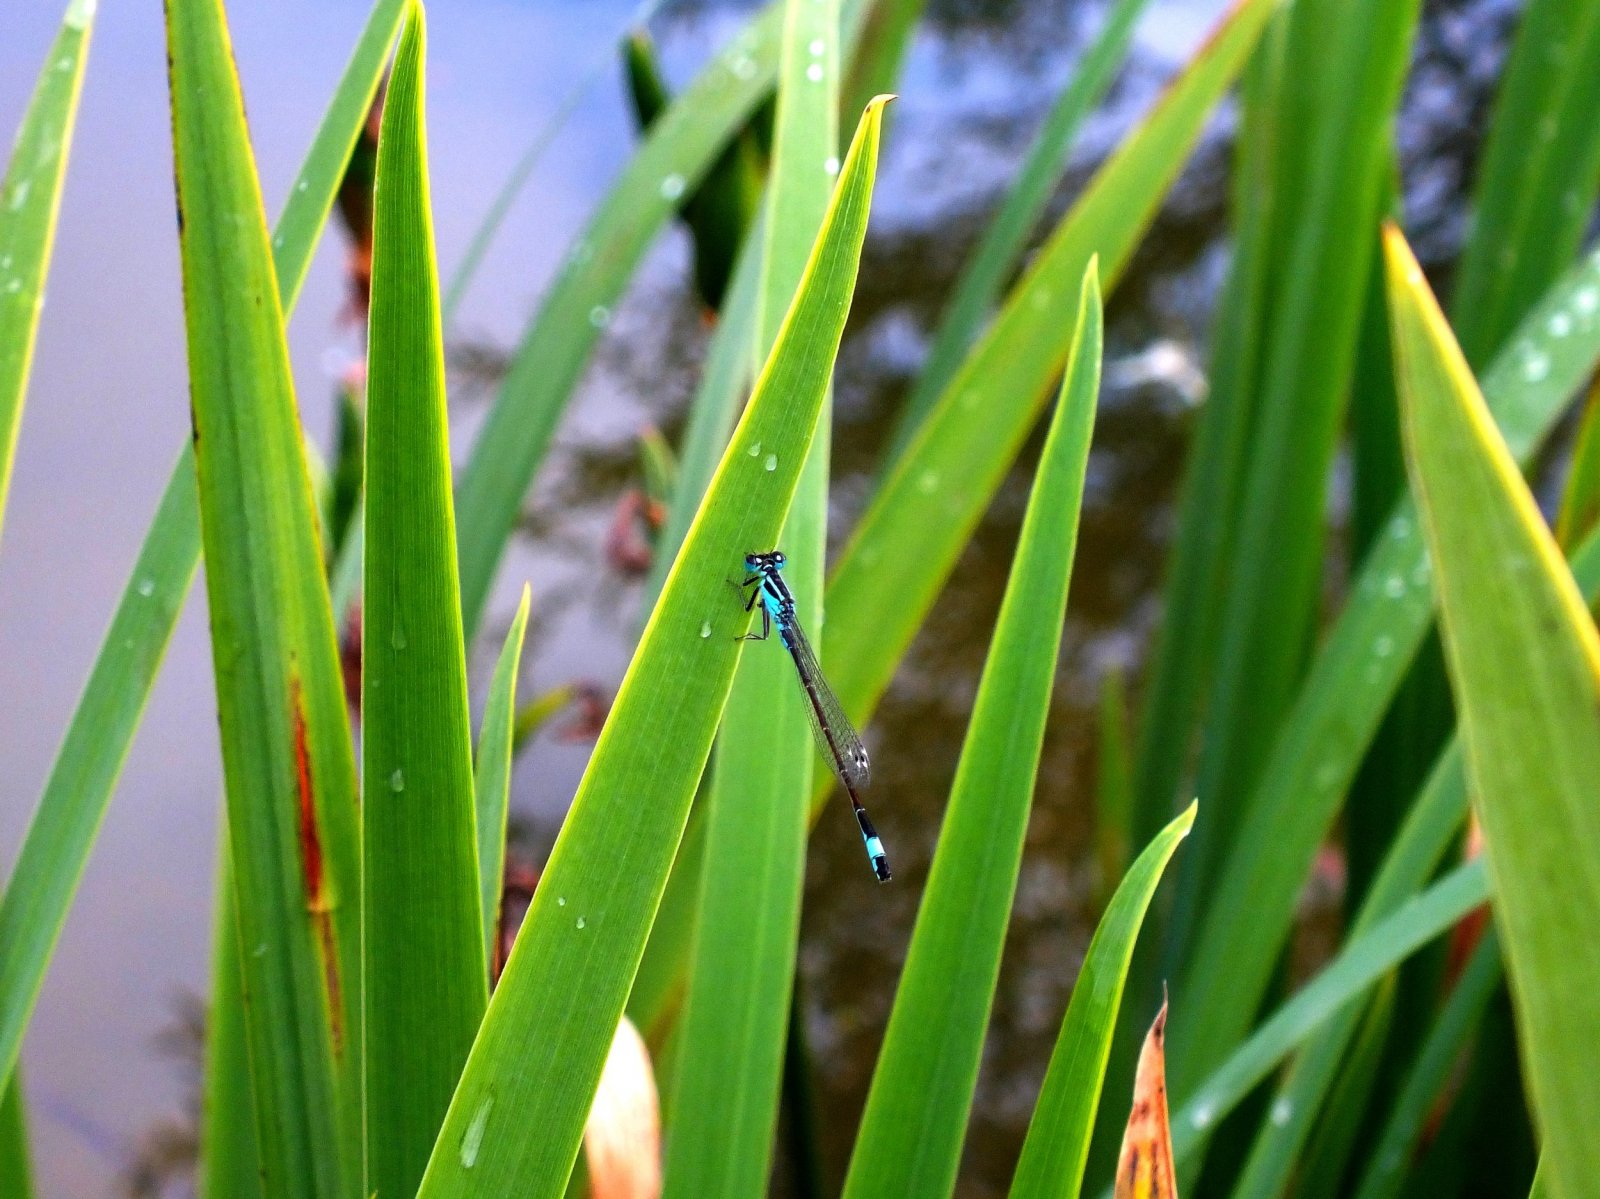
left=291, top=676, right=343, bottom=1054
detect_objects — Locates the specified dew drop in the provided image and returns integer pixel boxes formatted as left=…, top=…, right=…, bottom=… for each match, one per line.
left=747, top=441, right=762, bottom=457
left=1575, top=286, right=1599, bottom=315
left=588, top=304, right=611, bottom=329
left=389, top=769, right=405, bottom=793
left=296, top=179, right=308, bottom=193
left=557, top=896, right=567, bottom=907
left=730, top=55, right=757, bottom=80
left=1270, top=1097, right=1293, bottom=1127
left=576, top=916, right=587, bottom=930
left=824, top=155, right=840, bottom=176
left=7, top=181, right=30, bottom=211
left=391, top=622, right=407, bottom=650
left=1520, top=345, right=1551, bottom=383
left=806, top=62, right=824, bottom=83
left=1549, top=311, right=1572, bottom=338
left=660, top=173, right=686, bottom=201
left=1191, top=1102, right=1216, bottom=1130
left=764, top=453, right=777, bottom=472
left=460, top=1094, right=494, bottom=1169
left=1374, top=635, right=1394, bottom=658
left=137, top=577, right=155, bottom=597
left=808, top=37, right=826, bottom=56
left=917, top=469, right=939, bottom=494
left=1383, top=575, right=1406, bottom=599
left=700, top=620, right=712, bottom=639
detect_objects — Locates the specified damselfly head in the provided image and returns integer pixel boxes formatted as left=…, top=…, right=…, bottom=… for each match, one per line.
left=745, top=549, right=786, bottom=572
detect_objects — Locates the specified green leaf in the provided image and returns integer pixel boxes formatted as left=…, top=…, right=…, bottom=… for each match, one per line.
left=640, top=226, right=763, bottom=619
left=881, top=0, right=1149, bottom=468
left=1170, top=238, right=1600, bottom=1106
left=1157, top=860, right=1492, bottom=1186
left=1556, top=381, right=1600, bottom=550
left=167, top=0, right=365, bottom=1189
left=0, top=0, right=93, bottom=540
left=362, top=11, right=489, bottom=1196
left=660, top=1, right=840, bottom=1194
left=844, top=262, right=1103, bottom=1199
left=1351, top=929, right=1503, bottom=1199
left=476, top=586, right=531, bottom=965
left=0, top=0, right=403, bottom=1098
left=1449, top=0, right=1600, bottom=367
left=451, top=1, right=793, bottom=636
left=1221, top=521, right=1600, bottom=1197
left=1388, top=223, right=1600, bottom=1199
left=820, top=0, right=1274, bottom=781
left=1171, top=0, right=1422, bottom=962
left=415, top=96, right=890, bottom=1199
left=200, top=844, right=262, bottom=1199
left=1010, top=802, right=1195, bottom=1199
left=0, top=1068, right=31, bottom=1199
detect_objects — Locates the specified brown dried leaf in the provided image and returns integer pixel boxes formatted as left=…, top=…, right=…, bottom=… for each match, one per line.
left=1114, top=999, right=1178, bottom=1199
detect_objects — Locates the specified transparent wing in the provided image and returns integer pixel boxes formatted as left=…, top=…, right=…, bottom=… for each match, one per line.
left=780, top=612, right=871, bottom=791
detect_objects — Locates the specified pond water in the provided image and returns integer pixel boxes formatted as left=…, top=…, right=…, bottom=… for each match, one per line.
left=0, top=0, right=1508, bottom=1194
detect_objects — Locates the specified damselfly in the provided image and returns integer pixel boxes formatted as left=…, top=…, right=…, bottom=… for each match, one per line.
left=736, top=550, right=891, bottom=882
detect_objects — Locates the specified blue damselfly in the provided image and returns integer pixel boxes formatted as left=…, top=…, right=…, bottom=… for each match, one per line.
left=737, top=550, right=891, bottom=882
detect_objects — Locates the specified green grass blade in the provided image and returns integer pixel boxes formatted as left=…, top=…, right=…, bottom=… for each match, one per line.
left=1555, top=381, right=1600, bottom=550
left=1093, top=665, right=1134, bottom=907
left=476, top=586, right=531, bottom=964
left=0, top=0, right=93, bottom=543
left=1224, top=486, right=1600, bottom=1198
left=820, top=0, right=1273, bottom=766
left=844, top=263, right=1102, bottom=1199
left=0, top=1068, right=31, bottom=1199
left=168, top=0, right=366, bottom=1189
left=660, top=0, right=839, bottom=1193
left=1352, top=929, right=1503, bottom=1199
left=200, top=844, right=262, bottom=1199
left=1156, top=860, right=1492, bottom=1187
left=881, top=0, right=1148, bottom=469
left=1449, top=0, right=1600, bottom=367
left=1010, top=806, right=1195, bottom=1199
left=1124, top=12, right=1284, bottom=848
left=1170, top=240, right=1600, bottom=1103
left=640, top=222, right=763, bottom=618
left=1173, top=0, right=1422, bottom=952
left=415, top=97, right=889, bottom=1199
left=362, top=11, right=489, bottom=1195
left=451, top=1, right=790, bottom=635
left=0, top=0, right=402, bottom=1099
left=1388, top=224, right=1600, bottom=1199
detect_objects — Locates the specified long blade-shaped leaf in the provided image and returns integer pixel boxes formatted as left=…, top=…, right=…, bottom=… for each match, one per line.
left=1171, top=0, right=1422, bottom=962
left=820, top=0, right=1274, bottom=779
left=475, top=586, right=531, bottom=965
left=1158, top=860, right=1491, bottom=1186
left=1171, top=239, right=1600, bottom=1102
left=882, top=0, right=1148, bottom=467
left=1011, top=802, right=1195, bottom=1199
left=451, top=2, right=790, bottom=634
left=1449, top=0, right=1600, bottom=367
left=0, top=0, right=93, bottom=542
left=844, top=263, right=1103, bottom=1199
left=661, top=0, right=839, bottom=1193
left=199, top=843, right=261, bottom=1199
left=1387, top=224, right=1600, bottom=1199
left=416, top=97, right=890, bottom=1199
left=0, top=1068, right=31, bottom=1199
left=363, top=11, right=489, bottom=1195
left=0, top=0, right=403, bottom=1099
left=167, top=0, right=363, bottom=1189
left=1351, top=929, right=1503, bottom=1199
